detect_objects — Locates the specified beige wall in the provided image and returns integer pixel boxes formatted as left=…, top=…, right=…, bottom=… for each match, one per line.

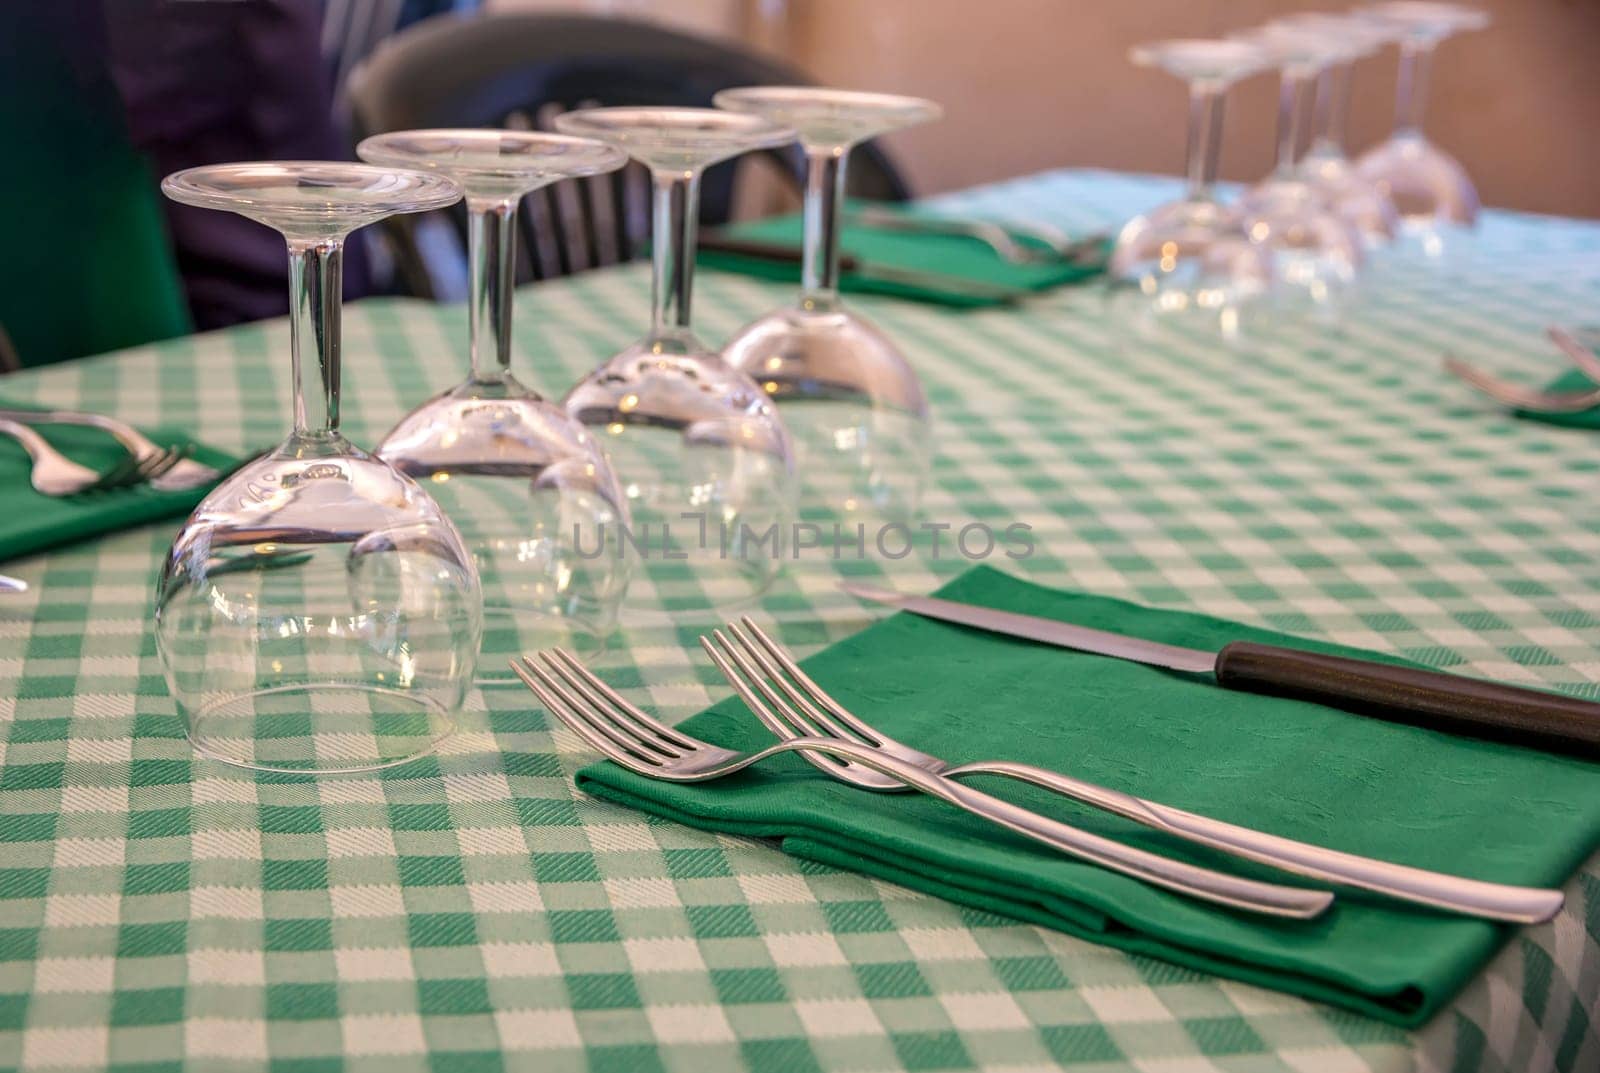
left=489, top=0, right=1600, bottom=217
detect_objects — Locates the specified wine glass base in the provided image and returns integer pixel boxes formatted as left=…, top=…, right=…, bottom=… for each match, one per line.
left=185, top=684, right=453, bottom=774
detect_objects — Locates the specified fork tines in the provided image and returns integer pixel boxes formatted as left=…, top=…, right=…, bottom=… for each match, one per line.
left=81, top=446, right=190, bottom=494
left=701, top=619, right=869, bottom=749
left=510, top=650, right=696, bottom=768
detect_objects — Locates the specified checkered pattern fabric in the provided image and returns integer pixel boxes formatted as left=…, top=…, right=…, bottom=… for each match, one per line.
left=0, top=170, right=1596, bottom=1072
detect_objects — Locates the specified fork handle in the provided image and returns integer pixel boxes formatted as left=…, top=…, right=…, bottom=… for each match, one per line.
left=0, top=419, right=56, bottom=467
left=759, top=739, right=1333, bottom=919
left=944, top=760, right=1563, bottom=924
left=0, top=408, right=158, bottom=458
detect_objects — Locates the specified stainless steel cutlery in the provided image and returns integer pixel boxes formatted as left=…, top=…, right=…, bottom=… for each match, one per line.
left=843, top=206, right=1109, bottom=266
left=512, top=616, right=1565, bottom=924
left=700, top=617, right=1564, bottom=925
left=510, top=648, right=1334, bottom=920
left=0, top=418, right=187, bottom=496
left=0, top=407, right=218, bottom=493
left=841, top=581, right=1600, bottom=758
left=1444, top=326, right=1600, bottom=414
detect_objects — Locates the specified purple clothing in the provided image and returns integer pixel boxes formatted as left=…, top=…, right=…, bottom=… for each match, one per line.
left=105, top=0, right=370, bottom=330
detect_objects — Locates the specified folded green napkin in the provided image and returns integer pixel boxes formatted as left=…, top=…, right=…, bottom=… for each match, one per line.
left=698, top=205, right=1106, bottom=308
left=577, top=564, right=1600, bottom=1026
left=1516, top=368, right=1600, bottom=429
left=0, top=405, right=237, bottom=562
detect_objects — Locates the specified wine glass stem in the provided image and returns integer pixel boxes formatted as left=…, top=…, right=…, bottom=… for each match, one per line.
left=1273, top=69, right=1311, bottom=175
left=468, top=198, right=516, bottom=382
left=1313, top=60, right=1354, bottom=154
left=286, top=237, right=342, bottom=442
left=650, top=170, right=701, bottom=341
left=1184, top=84, right=1225, bottom=200
left=801, top=146, right=846, bottom=309
left=1393, top=41, right=1433, bottom=136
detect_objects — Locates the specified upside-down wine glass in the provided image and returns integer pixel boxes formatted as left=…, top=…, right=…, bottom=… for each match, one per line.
left=157, top=163, right=481, bottom=773
left=356, top=130, right=633, bottom=672
left=551, top=107, right=797, bottom=608
left=1355, top=2, right=1490, bottom=254
left=1109, top=40, right=1274, bottom=342
left=1276, top=12, right=1401, bottom=246
left=1232, top=22, right=1365, bottom=321
left=713, top=87, right=941, bottom=523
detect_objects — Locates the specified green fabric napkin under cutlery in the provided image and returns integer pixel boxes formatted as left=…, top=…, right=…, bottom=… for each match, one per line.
left=698, top=205, right=1106, bottom=308
left=0, top=402, right=238, bottom=562
left=1516, top=367, right=1600, bottom=429
left=577, top=564, right=1600, bottom=1026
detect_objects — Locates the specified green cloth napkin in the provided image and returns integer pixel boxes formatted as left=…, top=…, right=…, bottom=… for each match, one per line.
left=577, top=565, right=1600, bottom=1026
left=1516, top=368, right=1600, bottom=429
left=698, top=205, right=1106, bottom=308
left=0, top=404, right=237, bottom=562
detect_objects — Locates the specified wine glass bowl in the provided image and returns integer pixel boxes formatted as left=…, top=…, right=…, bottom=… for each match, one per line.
left=1354, top=2, right=1490, bottom=248
left=551, top=106, right=799, bottom=606
left=157, top=162, right=481, bottom=773
left=357, top=130, right=633, bottom=665
left=714, top=86, right=941, bottom=522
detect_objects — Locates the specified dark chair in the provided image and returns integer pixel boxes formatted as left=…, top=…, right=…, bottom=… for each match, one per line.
left=347, top=13, right=913, bottom=297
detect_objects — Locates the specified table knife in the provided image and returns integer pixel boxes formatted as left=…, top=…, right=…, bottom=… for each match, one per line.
left=841, top=581, right=1600, bottom=759
left=698, top=235, right=1033, bottom=304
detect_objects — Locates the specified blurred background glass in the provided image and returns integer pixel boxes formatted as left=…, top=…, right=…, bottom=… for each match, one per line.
left=0, top=0, right=1593, bottom=371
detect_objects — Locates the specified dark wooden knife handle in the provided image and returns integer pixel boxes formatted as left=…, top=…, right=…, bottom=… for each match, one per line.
left=1213, top=641, right=1600, bottom=758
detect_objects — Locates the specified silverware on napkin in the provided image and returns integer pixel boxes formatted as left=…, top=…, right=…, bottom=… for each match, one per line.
left=0, top=419, right=186, bottom=496
left=1444, top=326, right=1600, bottom=414
left=841, top=581, right=1600, bottom=759
left=842, top=206, right=1109, bottom=267
left=698, top=616, right=1563, bottom=924
left=0, top=408, right=220, bottom=492
left=698, top=235, right=1035, bottom=304
left=511, top=649, right=1334, bottom=920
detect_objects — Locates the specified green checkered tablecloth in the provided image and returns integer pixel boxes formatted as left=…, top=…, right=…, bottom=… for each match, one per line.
left=0, top=169, right=1597, bottom=1072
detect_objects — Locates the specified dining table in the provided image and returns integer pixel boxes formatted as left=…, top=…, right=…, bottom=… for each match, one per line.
left=0, top=169, right=1596, bottom=1073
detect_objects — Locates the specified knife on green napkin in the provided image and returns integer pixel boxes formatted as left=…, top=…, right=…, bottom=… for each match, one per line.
left=576, top=565, right=1600, bottom=1025
left=841, top=581, right=1600, bottom=758
left=697, top=207, right=1106, bottom=308
left=0, top=403, right=238, bottom=562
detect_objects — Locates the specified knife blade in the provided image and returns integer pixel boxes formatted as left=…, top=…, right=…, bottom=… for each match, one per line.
left=840, top=581, right=1600, bottom=758
left=697, top=235, right=1033, bottom=304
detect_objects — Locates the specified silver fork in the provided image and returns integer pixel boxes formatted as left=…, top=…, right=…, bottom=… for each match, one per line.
left=1444, top=326, right=1600, bottom=413
left=844, top=206, right=1107, bottom=266
left=511, top=649, right=1333, bottom=920
left=703, top=618, right=1564, bottom=925
left=0, top=408, right=219, bottom=491
left=0, top=419, right=184, bottom=496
